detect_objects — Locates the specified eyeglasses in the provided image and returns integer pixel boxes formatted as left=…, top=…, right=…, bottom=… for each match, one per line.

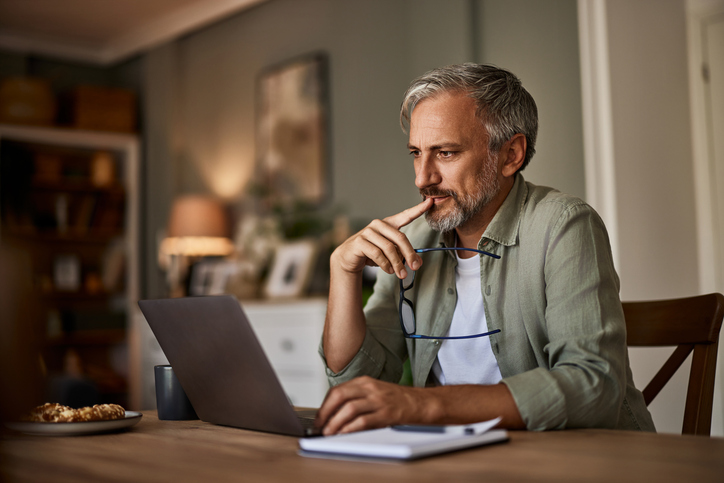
left=399, top=247, right=502, bottom=340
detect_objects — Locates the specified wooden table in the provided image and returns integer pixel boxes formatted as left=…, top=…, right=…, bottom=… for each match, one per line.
left=2, top=411, right=723, bottom=482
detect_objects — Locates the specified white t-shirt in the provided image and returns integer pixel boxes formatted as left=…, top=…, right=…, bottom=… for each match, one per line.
left=431, top=253, right=502, bottom=386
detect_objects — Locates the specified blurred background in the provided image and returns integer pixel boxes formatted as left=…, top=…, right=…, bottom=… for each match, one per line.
left=0, top=0, right=722, bottom=436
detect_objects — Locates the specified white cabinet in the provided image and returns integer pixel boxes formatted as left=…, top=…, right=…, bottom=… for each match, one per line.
left=137, top=298, right=329, bottom=410
left=243, top=298, right=328, bottom=408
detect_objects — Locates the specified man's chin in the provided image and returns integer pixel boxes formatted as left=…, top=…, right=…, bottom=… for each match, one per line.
left=424, top=210, right=461, bottom=233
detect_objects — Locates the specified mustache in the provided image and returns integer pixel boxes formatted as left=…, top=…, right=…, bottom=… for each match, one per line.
left=420, top=188, right=458, bottom=200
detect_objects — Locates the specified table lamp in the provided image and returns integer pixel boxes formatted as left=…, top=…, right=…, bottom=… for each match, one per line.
left=159, top=195, right=234, bottom=297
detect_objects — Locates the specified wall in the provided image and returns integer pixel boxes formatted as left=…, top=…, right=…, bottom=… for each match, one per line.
left=608, top=0, right=698, bottom=301
left=141, top=0, right=586, bottom=300
left=142, top=0, right=422, bottom=299
left=476, top=0, right=585, bottom=199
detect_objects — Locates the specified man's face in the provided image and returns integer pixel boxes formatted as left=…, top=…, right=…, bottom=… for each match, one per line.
left=408, top=91, right=501, bottom=233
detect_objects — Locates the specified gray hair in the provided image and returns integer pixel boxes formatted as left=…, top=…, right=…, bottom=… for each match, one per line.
left=400, top=63, right=538, bottom=171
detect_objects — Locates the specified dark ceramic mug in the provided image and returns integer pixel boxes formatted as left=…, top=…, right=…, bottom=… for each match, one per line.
left=154, top=365, right=199, bottom=420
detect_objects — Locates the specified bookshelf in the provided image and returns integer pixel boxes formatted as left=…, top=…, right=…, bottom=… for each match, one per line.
left=0, top=124, right=140, bottom=408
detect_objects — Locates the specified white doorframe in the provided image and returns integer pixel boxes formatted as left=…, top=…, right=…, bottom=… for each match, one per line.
left=580, top=0, right=724, bottom=436
left=687, top=0, right=724, bottom=293
left=577, top=0, right=619, bottom=268
left=686, top=0, right=724, bottom=438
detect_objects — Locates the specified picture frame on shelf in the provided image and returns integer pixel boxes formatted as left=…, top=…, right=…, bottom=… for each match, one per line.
left=256, top=53, right=329, bottom=206
left=189, top=260, right=239, bottom=296
left=264, top=240, right=318, bottom=299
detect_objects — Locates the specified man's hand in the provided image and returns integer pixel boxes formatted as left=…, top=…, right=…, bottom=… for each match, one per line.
left=314, top=376, right=439, bottom=435
left=315, top=378, right=526, bottom=436
left=332, top=198, right=433, bottom=280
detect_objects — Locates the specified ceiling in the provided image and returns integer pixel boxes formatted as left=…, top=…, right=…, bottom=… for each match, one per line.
left=0, top=0, right=266, bottom=65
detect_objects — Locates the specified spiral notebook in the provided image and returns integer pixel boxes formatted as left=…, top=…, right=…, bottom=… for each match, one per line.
left=298, top=418, right=508, bottom=461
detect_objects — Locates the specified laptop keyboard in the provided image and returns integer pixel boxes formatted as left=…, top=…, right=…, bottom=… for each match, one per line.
left=296, top=410, right=322, bottom=436
left=298, top=415, right=317, bottom=430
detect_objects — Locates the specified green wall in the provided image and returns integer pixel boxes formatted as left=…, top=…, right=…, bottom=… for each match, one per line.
left=141, top=0, right=583, bottom=298
left=477, top=0, right=584, bottom=199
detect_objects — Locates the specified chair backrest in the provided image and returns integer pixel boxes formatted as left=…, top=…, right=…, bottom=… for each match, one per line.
left=623, top=293, right=724, bottom=436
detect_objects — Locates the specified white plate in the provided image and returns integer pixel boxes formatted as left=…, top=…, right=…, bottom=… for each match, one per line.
left=5, top=411, right=142, bottom=436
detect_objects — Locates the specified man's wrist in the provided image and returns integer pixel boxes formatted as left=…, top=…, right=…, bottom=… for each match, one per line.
left=410, top=384, right=525, bottom=428
left=329, top=251, right=365, bottom=287
left=330, top=254, right=357, bottom=273
left=411, top=386, right=446, bottom=424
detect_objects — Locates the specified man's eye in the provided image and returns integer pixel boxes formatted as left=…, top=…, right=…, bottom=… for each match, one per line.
left=439, top=151, right=454, bottom=158
left=409, top=150, right=420, bottom=157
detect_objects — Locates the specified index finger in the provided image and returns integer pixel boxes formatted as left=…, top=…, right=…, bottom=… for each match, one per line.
left=384, top=198, right=433, bottom=230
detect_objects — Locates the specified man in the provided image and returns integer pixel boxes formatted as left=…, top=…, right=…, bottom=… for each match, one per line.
left=316, top=64, right=655, bottom=435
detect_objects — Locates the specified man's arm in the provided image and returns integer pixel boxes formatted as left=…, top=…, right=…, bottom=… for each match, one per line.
left=315, top=376, right=525, bottom=435
left=500, top=199, right=629, bottom=430
left=322, top=199, right=432, bottom=372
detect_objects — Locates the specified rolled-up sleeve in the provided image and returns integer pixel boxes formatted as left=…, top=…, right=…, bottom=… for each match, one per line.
left=501, top=200, right=626, bottom=430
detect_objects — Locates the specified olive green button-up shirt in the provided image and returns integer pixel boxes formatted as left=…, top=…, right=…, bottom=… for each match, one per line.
left=321, top=174, right=655, bottom=432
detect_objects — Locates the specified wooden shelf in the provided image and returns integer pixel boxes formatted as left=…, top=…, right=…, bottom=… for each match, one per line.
left=45, top=329, right=126, bottom=347
left=30, top=180, right=126, bottom=195
left=1, top=123, right=139, bottom=408
left=41, top=290, right=119, bottom=302
left=4, top=227, right=124, bottom=243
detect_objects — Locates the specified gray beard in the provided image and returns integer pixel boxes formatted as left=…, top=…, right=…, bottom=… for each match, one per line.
left=423, top=157, right=500, bottom=233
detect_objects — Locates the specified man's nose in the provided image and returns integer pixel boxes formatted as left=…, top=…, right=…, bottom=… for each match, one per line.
left=415, top=155, right=441, bottom=189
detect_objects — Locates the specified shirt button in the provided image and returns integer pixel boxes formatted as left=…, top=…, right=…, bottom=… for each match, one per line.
left=434, top=340, right=441, bottom=346
left=447, top=288, right=454, bottom=294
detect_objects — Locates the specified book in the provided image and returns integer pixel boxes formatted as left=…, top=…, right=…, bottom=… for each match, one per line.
left=73, top=195, right=96, bottom=234
left=298, top=418, right=508, bottom=461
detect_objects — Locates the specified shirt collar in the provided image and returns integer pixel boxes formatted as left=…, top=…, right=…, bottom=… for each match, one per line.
left=482, top=173, right=527, bottom=247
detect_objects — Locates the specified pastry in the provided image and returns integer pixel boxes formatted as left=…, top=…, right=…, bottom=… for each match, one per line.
left=23, top=403, right=125, bottom=422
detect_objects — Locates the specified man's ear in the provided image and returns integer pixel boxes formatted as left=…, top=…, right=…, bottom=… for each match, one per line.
left=500, top=134, right=527, bottom=178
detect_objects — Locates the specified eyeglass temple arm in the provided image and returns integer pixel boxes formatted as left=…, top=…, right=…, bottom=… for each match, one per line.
left=414, top=247, right=501, bottom=259
left=407, top=328, right=502, bottom=340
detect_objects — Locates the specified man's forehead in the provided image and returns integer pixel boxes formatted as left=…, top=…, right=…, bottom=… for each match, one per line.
left=409, top=91, right=486, bottom=141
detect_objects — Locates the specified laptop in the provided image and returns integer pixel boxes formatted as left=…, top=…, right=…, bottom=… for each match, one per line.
left=138, top=295, right=321, bottom=437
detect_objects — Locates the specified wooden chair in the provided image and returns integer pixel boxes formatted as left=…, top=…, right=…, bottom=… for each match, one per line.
left=623, top=293, right=724, bottom=436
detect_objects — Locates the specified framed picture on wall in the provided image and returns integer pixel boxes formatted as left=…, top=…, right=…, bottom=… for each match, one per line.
left=256, top=53, right=329, bottom=206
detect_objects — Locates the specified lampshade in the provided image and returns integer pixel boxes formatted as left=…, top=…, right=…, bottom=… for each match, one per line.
left=160, top=195, right=234, bottom=257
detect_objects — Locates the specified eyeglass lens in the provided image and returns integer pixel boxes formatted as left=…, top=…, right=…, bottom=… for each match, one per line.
left=402, top=263, right=415, bottom=289
left=400, top=299, right=415, bottom=334
left=400, top=264, right=416, bottom=334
